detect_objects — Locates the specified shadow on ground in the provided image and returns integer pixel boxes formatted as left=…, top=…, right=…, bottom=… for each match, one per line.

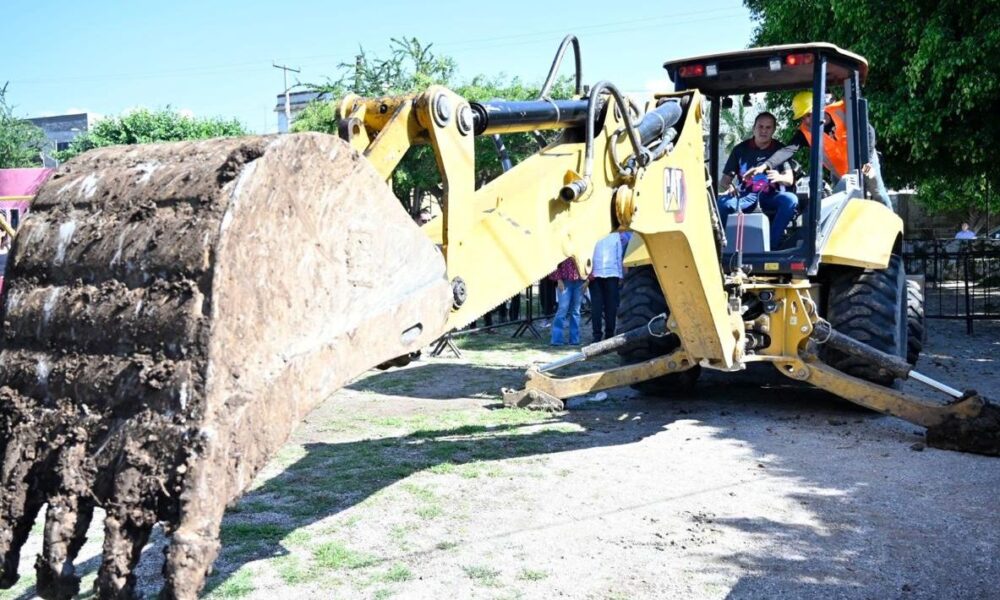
left=345, top=362, right=529, bottom=399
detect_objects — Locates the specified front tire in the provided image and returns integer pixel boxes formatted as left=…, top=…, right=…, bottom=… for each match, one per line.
left=906, top=278, right=925, bottom=366
left=822, top=255, right=907, bottom=385
left=617, top=266, right=701, bottom=394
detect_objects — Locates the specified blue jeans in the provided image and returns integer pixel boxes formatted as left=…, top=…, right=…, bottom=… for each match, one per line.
left=550, top=280, right=584, bottom=345
left=718, top=189, right=799, bottom=248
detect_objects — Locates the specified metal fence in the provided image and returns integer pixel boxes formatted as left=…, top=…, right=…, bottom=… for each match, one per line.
left=903, top=240, right=1000, bottom=334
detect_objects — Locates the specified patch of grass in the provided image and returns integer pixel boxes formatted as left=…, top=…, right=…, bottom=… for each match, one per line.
left=454, top=335, right=541, bottom=353
left=275, top=555, right=314, bottom=586
left=428, top=462, right=457, bottom=475
left=373, top=589, right=395, bottom=600
left=380, top=563, right=413, bottom=583
left=457, top=460, right=504, bottom=479
left=271, top=445, right=308, bottom=469
left=284, top=489, right=355, bottom=518
left=423, top=441, right=466, bottom=461
left=352, top=371, right=425, bottom=395
left=435, top=540, right=459, bottom=551
left=340, top=513, right=362, bottom=528
left=283, top=528, right=312, bottom=547
left=220, top=522, right=287, bottom=546
left=312, top=541, right=375, bottom=570
left=517, top=568, right=549, bottom=581
left=462, top=564, right=502, bottom=587
left=207, top=568, right=255, bottom=599
left=388, top=522, right=419, bottom=548
left=227, top=499, right=273, bottom=514
left=400, top=482, right=436, bottom=501
left=414, top=504, right=444, bottom=519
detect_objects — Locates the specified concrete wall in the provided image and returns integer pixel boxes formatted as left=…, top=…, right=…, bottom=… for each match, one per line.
left=27, top=113, right=91, bottom=167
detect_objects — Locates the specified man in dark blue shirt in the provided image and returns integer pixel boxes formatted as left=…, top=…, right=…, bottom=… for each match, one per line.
left=717, top=112, right=798, bottom=249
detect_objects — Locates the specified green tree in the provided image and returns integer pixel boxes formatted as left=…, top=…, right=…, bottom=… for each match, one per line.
left=57, top=108, right=247, bottom=162
left=0, top=83, right=47, bottom=168
left=292, top=38, right=571, bottom=215
left=719, top=96, right=773, bottom=155
left=744, top=0, right=1000, bottom=222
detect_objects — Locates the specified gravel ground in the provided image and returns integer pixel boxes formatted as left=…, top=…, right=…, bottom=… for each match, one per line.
left=3, top=319, right=998, bottom=600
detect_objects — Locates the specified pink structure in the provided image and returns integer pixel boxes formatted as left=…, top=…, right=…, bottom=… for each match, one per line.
left=0, top=167, right=54, bottom=291
left=0, top=167, right=52, bottom=222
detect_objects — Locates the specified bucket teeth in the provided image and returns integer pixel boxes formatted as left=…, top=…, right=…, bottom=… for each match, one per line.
left=0, top=133, right=451, bottom=598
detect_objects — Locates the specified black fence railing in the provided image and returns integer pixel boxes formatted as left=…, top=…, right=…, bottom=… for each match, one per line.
left=903, top=239, right=1000, bottom=334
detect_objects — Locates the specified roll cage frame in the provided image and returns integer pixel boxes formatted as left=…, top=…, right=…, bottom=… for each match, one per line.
left=665, top=43, right=873, bottom=276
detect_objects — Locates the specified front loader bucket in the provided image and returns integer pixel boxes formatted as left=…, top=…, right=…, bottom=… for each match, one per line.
left=0, top=133, right=452, bottom=599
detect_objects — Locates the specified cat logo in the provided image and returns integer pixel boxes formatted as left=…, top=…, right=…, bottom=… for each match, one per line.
left=663, top=168, right=687, bottom=222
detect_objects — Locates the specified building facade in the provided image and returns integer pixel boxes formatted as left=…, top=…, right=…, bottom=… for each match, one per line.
left=274, top=90, right=331, bottom=133
left=27, top=113, right=94, bottom=167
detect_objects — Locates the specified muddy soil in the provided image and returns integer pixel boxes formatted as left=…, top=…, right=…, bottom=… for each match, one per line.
left=0, top=133, right=450, bottom=599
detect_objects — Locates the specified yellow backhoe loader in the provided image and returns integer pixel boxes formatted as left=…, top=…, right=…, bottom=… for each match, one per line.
left=1, top=38, right=997, bottom=599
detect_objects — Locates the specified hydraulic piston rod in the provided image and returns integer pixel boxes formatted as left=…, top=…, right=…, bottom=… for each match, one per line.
left=470, top=97, right=683, bottom=142
left=471, top=99, right=592, bottom=135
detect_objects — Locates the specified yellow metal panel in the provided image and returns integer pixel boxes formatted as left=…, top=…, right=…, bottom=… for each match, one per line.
left=362, top=101, right=422, bottom=181
left=522, top=350, right=693, bottom=399
left=820, top=199, right=902, bottom=268
left=628, top=93, right=740, bottom=366
left=422, top=215, right=443, bottom=245
left=443, top=140, right=612, bottom=329
left=781, top=359, right=985, bottom=428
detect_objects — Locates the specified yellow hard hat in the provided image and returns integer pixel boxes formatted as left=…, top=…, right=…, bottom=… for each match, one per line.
left=792, top=91, right=813, bottom=119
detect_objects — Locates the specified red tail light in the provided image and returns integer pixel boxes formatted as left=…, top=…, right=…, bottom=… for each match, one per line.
left=678, top=64, right=705, bottom=77
left=785, top=53, right=815, bottom=66
left=791, top=261, right=807, bottom=271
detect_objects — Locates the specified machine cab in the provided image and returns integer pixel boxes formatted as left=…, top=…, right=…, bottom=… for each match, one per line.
left=664, top=43, right=876, bottom=277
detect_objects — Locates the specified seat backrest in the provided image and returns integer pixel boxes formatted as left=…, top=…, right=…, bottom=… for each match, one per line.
left=724, top=212, right=771, bottom=254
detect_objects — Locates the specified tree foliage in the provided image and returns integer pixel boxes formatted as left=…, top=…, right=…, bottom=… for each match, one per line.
left=744, top=0, right=1000, bottom=219
left=57, top=108, right=248, bottom=162
left=292, top=38, right=571, bottom=214
left=0, top=83, right=47, bottom=168
left=719, top=96, right=772, bottom=155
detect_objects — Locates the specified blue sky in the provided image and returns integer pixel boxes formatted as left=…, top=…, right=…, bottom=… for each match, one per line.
left=3, top=0, right=756, bottom=133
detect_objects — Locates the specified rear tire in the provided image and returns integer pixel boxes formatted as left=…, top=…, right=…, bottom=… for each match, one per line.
left=617, top=266, right=701, bottom=394
left=906, top=278, right=925, bottom=366
left=822, top=255, right=907, bottom=385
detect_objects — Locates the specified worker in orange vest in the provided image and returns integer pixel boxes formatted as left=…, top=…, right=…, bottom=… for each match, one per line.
left=748, top=91, right=890, bottom=207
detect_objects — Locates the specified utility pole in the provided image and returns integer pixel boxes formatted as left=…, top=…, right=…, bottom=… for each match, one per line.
left=272, top=62, right=301, bottom=133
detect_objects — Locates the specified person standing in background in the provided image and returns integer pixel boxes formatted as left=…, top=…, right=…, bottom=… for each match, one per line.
left=549, top=257, right=586, bottom=346
left=589, top=232, right=625, bottom=341
left=955, top=223, right=977, bottom=240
